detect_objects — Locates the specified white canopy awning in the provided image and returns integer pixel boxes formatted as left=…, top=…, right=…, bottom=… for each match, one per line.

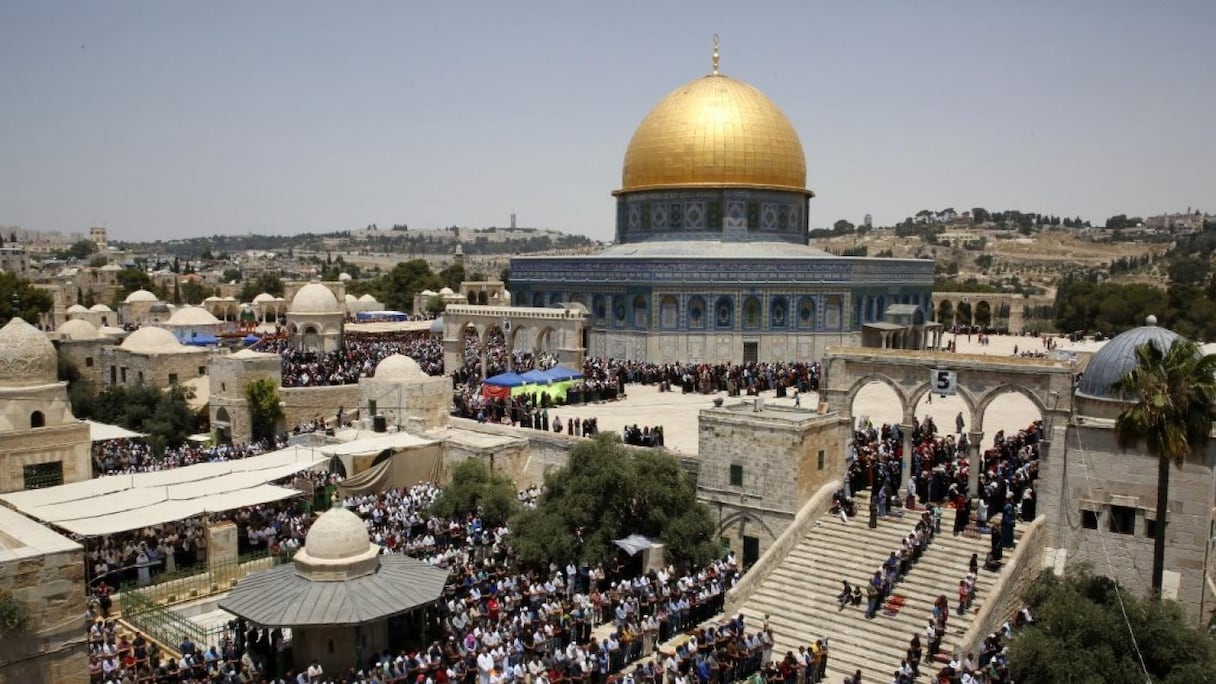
left=320, top=432, right=438, bottom=458
left=87, top=420, right=145, bottom=442
left=0, top=445, right=329, bottom=536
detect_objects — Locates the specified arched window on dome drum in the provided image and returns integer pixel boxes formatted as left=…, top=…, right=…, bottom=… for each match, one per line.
left=742, top=296, right=761, bottom=330
left=714, top=296, right=734, bottom=330
left=592, top=295, right=607, bottom=323
left=532, top=292, right=545, bottom=308
left=797, top=296, right=816, bottom=330
left=30, top=411, right=45, bottom=429
left=770, top=296, right=788, bottom=329
left=825, top=295, right=843, bottom=330
left=876, top=296, right=886, bottom=321
left=659, top=296, right=679, bottom=329
left=632, top=295, right=649, bottom=328
left=613, top=296, right=628, bottom=327
left=688, top=297, right=706, bottom=329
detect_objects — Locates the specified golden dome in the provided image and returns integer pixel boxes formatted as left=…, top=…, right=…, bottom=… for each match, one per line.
left=618, top=73, right=809, bottom=195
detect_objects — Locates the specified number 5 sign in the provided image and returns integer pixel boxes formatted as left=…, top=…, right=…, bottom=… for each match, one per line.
left=931, top=369, right=957, bottom=395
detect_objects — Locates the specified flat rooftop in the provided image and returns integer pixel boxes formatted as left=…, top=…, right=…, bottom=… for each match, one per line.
left=0, top=505, right=81, bottom=560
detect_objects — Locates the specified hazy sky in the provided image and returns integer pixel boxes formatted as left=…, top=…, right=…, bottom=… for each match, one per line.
left=2, top=1, right=1213, bottom=242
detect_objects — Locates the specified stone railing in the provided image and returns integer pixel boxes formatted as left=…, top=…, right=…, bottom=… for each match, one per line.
left=958, top=515, right=1046, bottom=654
left=724, top=481, right=839, bottom=614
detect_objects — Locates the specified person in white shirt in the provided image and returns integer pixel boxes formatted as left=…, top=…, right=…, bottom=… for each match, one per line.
left=477, top=648, right=495, bottom=684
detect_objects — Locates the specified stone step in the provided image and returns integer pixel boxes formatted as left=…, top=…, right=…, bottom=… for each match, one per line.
left=731, top=491, right=1026, bottom=683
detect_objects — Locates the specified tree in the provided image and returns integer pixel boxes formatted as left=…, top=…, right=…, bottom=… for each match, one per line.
left=1113, top=338, right=1216, bottom=598
left=237, top=272, right=284, bottom=303
left=63, top=239, right=98, bottom=261
left=87, top=384, right=199, bottom=455
left=222, top=268, right=242, bottom=283
left=0, top=273, right=53, bottom=325
left=429, top=459, right=519, bottom=527
left=1009, top=567, right=1216, bottom=683
left=510, top=434, right=717, bottom=568
left=179, top=281, right=215, bottom=305
left=245, top=377, right=284, bottom=443
left=377, top=259, right=441, bottom=312
left=971, top=207, right=990, bottom=224
left=438, top=263, right=466, bottom=291
left=115, top=268, right=158, bottom=300
left=832, top=219, right=855, bottom=235
left=1167, top=256, right=1209, bottom=286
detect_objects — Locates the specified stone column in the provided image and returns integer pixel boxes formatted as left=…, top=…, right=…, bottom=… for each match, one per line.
left=900, top=419, right=916, bottom=507
left=206, top=521, right=239, bottom=585
left=967, top=429, right=985, bottom=496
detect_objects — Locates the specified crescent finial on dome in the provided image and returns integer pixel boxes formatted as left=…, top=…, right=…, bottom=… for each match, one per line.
left=712, top=34, right=720, bottom=75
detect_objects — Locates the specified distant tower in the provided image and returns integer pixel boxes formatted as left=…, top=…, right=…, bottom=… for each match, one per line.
left=510, top=212, right=517, bottom=230
left=89, top=227, right=107, bottom=248
left=453, top=242, right=464, bottom=269
left=863, top=214, right=873, bottom=228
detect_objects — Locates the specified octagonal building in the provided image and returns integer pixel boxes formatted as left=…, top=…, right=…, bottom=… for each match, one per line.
left=509, top=53, right=934, bottom=363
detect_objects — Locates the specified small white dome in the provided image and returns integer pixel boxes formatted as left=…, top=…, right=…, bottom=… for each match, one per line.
left=120, top=326, right=183, bottom=353
left=91, top=304, right=113, bottom=313
left=166, top=306, right=220, bottom=326
left=66, top=304, right=89, bottom=313
left=58, top=318, right=102, bottom=341
left=358, top=294, right=378, bottom=303
left=338, top=272, right=352, bottom=282
left=99, top=263, right=122, bottom=272
left=0, top=318, right=58, bottom=387
left=374, top=354, right=425, bottom=381
left=124, top=289, right=158, bottom=304
left=420, top=289, right=437, bottom=297
left=290, top=283, right=341, bottom=314
left=204, top=295, right=221, bottom=302
left=252, top=292, right=276, bottom=304
left=303, top=507, right=370, bottom=560
left=344, top=294, right=357, bottom=303
left=438, top=287, right=455, bottom=296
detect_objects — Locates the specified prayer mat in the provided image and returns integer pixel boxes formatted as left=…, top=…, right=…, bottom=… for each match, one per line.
left=882, top=594, right=907, bottom=617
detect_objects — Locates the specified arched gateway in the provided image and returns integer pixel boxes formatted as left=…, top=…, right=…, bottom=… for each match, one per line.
left=442, top=305, right=588, bottom=379
left=821, top=346, right=1075, bottom=493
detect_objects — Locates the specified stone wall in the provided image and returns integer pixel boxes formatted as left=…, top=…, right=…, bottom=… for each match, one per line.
left=444, top=418, right=696, bottom=491
left=361, top=375, right=451, bottom=432
left=697, top=403, right=849, bottom=558
left=101, top=348, right=212, bottom=389
left=0, top=422, right=91, bottom=493
left=0, top=528, right=87, bottom=684
left=959, top=517, right=1047, bottom=655
left=589, top=330, right=860, bottom=364
left=207, top=352, right=281, bottom=444
left=281, top=385, right=362, bottom=432
left=1040, top=421, right=1216, bottom=624
left=57, top=339, right=106, bottom=389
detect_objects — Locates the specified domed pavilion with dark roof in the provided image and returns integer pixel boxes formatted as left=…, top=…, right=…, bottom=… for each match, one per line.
left=1039, top=315, right=1216, bottom=624
left=509, top=44, right=935, bottom=363
left=219, top=506, right=449, bottom=675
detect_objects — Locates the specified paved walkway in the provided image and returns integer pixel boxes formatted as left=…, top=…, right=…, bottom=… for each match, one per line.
left=553, top=334, right=1090, bottom=457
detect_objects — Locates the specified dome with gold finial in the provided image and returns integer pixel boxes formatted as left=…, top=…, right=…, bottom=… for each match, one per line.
left=617, top=40, right=809, bottom=196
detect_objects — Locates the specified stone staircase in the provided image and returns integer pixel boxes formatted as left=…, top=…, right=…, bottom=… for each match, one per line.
left=736, top=492, right=1019, bottom=683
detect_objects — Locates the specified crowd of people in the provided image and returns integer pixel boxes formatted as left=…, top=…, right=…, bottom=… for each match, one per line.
left=622, top=425, right=664, bottom=448
left=93, top=437, right=288, bottom=476
left=270, top=331, right=444, bottom=387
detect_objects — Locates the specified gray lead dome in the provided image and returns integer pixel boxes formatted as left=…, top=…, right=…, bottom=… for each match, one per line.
left=1075, top=323, right=1181, bottom=400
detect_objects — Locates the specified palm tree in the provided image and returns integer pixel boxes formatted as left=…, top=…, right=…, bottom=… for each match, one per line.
left=1113, top=338, right=1216, bottom=598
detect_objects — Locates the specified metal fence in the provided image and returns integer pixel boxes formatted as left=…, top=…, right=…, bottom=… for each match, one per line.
left=119, top=551, right=287, bottom=653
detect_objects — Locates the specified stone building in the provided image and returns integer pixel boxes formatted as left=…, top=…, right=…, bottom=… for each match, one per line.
left=52, top=318, right=111, bottom=389
left=696, top=400, right=846, bottom=564
left=286, top=282, right=345, bottom=352
left=0, top=506, right=87, bottom=683
left=118, top=288, right=163, bottom=326
left=1040, top=317, right=1216, bottom=623
left=101, top=326, right=212, bottom=389
left=0, top=317, right=91, bottom=493
left=359, top=354, right=452, bottom=432
left=458, top=280, right=511, bottom=308
left=208, top=348, right=284, bottom=444
left=161, top=305, right=224, bottom=342
left=509, top=53, right=934, bottom=364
